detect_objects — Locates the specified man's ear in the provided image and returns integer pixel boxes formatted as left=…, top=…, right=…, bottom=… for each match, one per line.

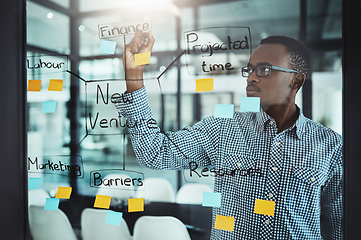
left=290, top=73, right=306, bottom=90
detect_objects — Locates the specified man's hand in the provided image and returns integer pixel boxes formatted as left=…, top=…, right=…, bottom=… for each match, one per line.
left=123, top=31, right=155, bottom=92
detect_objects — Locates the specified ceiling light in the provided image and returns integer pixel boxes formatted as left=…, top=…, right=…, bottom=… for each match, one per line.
left=47, top=12, right=53, bottom=19
left=78, top=25, right=85, bottom=32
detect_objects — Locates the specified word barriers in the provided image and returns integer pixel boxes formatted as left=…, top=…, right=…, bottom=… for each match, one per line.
left=90, top=169, right=144, bottom=190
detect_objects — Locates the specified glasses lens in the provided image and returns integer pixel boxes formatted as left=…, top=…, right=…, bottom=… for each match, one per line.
left=242, top=67, right=251, bottom=77
left=256, top=66, right=271, bottom=76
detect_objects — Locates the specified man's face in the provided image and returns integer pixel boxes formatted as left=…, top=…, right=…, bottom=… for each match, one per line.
left=246, top=43, right=296, bottom=108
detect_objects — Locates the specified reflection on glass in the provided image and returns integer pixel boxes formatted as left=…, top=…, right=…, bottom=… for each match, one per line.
left=27, top=0, right=342, bottom=239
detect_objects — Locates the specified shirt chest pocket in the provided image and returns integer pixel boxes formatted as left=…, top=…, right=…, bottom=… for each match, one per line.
left=221, top=154, right=262, bottom=177
left=292, top=166, right=328, bottom=187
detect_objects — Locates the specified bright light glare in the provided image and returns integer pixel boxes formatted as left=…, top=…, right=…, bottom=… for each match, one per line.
left=159, top=66, right=166, bottom=72
left=78, top=25, right=85, bottom=32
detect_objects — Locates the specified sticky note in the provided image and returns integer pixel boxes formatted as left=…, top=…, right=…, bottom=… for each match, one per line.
left=240, top=97, right=260, bottom=112
left=100, top=40, right=117, bottom=54
left=203, top=192, right=222, bottom=207
left=214, top=215, right=235, bottom=232
left=128, top=198, right=144, bottom=212
left=55, top=187, right=72, bottom=199
left=94, top=195, right=111, bottom=209
left=28, top=80, right=41, bottom=91
left=48, top=79, right=63, bottom=91
left=44, top=198, right=60, bottom=210
left=214, top=104, right=234, bottom=118
left=134, top=52, right=151, bottom=66
left=42, top=101, right=57, bottom=113
left=254, top=199, right=275, bottom=216
left=105, top=211, right=123, bottom=225
left=195, top=78, right=214, bottom=92
left=28, top=178, right=42, bottom=189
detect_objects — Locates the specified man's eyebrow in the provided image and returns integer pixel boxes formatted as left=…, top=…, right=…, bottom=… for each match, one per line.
left=248, top=62, right=272, bottom=67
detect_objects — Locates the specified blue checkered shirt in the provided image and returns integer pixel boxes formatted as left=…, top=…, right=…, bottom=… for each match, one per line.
left=115, top=87, right=342, bottom=240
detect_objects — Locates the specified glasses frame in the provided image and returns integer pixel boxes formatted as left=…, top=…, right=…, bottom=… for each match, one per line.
left=241, top=65, right=300, bottom=77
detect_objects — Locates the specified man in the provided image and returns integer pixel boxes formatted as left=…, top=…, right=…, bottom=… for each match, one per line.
left=115, top=31, right=342, bottom=239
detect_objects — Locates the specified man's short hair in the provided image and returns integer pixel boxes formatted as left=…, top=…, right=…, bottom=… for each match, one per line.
left=260, top=36, right=310, bottom=75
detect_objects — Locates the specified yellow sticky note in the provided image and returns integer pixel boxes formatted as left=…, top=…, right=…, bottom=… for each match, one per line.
left=214, top=215, right=235, bottom=232
left=134, top=52, right=151, bottom=66
left=48, top=79, right=63, bottom=91
left=254, top=199, right=275, bottom=216
left=128, top=198, right=144, bottom=212
left=55, top=187, right=72, bottom=199
left=94, top=195, right=111, bottom=209
left=195, top=78, right=214, bottom=92
left=28, top=80, right=41, bottom=91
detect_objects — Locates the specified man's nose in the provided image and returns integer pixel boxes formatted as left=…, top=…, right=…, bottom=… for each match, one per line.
left=246, top=71, right=260, bottom=83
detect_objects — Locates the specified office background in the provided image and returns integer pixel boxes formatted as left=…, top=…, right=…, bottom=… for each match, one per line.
left=0, top=0, right=360, bottom=239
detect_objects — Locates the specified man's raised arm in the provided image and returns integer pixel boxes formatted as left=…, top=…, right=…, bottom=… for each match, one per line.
left=114, top=31, right=219, bottom=171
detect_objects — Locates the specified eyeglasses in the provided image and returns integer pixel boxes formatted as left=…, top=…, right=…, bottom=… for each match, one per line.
left=241, top=65, right=299, bottom=77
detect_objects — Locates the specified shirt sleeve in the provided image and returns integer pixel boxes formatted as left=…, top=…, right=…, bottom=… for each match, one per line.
left=114, top=87, right=220, bottom=170
left=320, top=140, right=343, bottom=240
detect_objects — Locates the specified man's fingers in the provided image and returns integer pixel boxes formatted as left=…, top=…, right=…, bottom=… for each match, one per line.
left=146, top=31, right=155, bottom=51
left=131, top=31, right=148, bottom=48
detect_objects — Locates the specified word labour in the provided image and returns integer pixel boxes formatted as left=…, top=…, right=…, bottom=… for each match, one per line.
left=27, top=59, right=65, bottom=70
left=28, top=157, right=83, bottom=177
left=90, top=170, right=144, bottom=189
left=188, top=161, right=262, bottom=178
left=98, top=20, right=151, bottom=39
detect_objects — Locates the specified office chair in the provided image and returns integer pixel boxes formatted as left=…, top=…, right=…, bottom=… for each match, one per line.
left=81, top=208, right=132, bottom=240
left=176, top=183, right=213, bottom=204
left=133, top=216, right=191, bottom=240
left=29, top=205, right=77, bottom=240
left=136, top=177, right=176, bottom=202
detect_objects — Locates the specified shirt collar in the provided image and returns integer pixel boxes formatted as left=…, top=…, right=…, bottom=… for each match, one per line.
left=255, top=105, right=309, bottom=139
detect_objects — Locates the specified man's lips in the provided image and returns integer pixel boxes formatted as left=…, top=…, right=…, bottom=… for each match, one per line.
left=246, top=86, right=260, bottom=92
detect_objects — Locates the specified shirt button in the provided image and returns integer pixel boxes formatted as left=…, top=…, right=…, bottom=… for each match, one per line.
left=268, top=193, right=274, bottom=198
left=237, top=163, right=242, bottom=167
left=272, top=167, right=278, bottom=171
left=275, top=142, right=280, bottom=146
left=265, top=220, right=270, bottom=224
left=310, top=177, right=316, bottom=182
left=270, top=121, right=274, bottom=125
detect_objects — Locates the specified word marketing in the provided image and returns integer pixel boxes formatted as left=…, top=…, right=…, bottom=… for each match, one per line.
left=188, top=161, right=262, bottom=178
left=28, top=157, right=82, bottom=177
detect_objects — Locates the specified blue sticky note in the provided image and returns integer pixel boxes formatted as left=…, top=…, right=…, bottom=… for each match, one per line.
left=44, top=198, right=60, bottom=210
left=42, top=101, right=57, bottom=113
left=214, top=104, right=234, bottom=118
left=203, top=192, right=222, bottom=207
left=240, top=97, right=260, bottom=112
left=100, top=40, right=117, bottom=54
left=105, top=210, right=123, bottom=225
left=28, top=178, right=42, bottom=189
